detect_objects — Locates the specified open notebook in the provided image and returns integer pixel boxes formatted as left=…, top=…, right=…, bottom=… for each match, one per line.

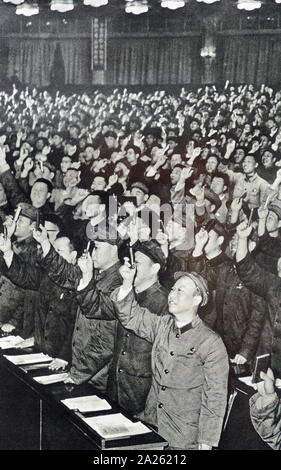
left=61, top=395, right=112, bottom=413
left=3, top=353, right=52, bottom=365
left=82, top=413, right=151, bottom=440
left=33, top=373, right=69, bottom=385
left=0, top=336, right=24, bottom=350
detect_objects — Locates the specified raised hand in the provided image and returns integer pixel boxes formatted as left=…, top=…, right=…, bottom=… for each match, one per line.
left=155, top=229, right=169, bottom=246
left=3, top=215, right=16, bottom=239
left=195, top=227, right=209, bottom=248
left=154, top=152, right=167, bottom=169
left=1, top=323, right=16, bottom=334
left=0, top=233, right=12, bottom=254
left=180, top=166, right=194, bottom=181
left=32, top=224, right=49, bottom=245
left=77, top=251, right=93, bottom=275
left=231, top=354, right=247, bottom=365
left=231, top=197, right=243, bottom=213
left=258, top=206, right=269, bottom=220
left=119, top=258, right=136, bottom=288
left=193, top=184, right=205, bottom=202
left=21, top=157, right=34, bottom=178
left=256, top=368, right=275, bottom=397
left=236, top=221, right=252, bottom=239
left=225, top=140, right=236, bottom=157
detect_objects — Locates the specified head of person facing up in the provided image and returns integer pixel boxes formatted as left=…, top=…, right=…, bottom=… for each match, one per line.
left=60, top=155, right=74, bottom=175
left=86, top=223, right=122, bottom=272
left=125, top=144, right=141, bottom=167
left=170, top=150, right=185, bottom=169
left=62, top=168, right=81, bottom=190
left=53, top=233, right=77, bottom=265
left=43, top=213, right=64, bottom=245
left=104, top=130, right=118, bottom=150
left=14, top=203, right=37, bottom=241
left=83, top=144, right=97, bottom=165
left=265, top=203, right=281, bottom=238
left=168, top=271, right=209, bottom=327
left=201, top=220, right=228, bottom=260
left=52, top=131, right=64, bottom=150
left=82, top=191, right=109, bottom=223
left=210, top=172, right=230, bottom=198
left=205, top=154, right=219, bottom=175
left=91, top=173, right=108, bottom=192
left=232, top=147, right=246, bottom=165
left=130, top=181, right=150, bottom=210
left=260, top=148, right=276, bottom=170
left=132, top=240, right=165, bottom=293
left=30, top=178, right=53, bottom=209
left=242, top=154, right=258, bottom=177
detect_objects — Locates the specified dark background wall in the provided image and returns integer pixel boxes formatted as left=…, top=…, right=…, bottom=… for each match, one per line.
left=1, top=1, right=281, bottom=88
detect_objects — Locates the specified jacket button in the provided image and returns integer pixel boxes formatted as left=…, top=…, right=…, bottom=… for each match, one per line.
left=121, top=351, right=126, bottom=355
left=176, top=333, right=180, bottom=338
left=158, top=403, right=163, bottom=409
left=125, top=333, right=130, bottom=338
left=164, top=369, right=169, bottom=374
left=161, top=386, right=166, bottom=391
left=119, top=368, right=123, bottom=373
left=170, top=351, right=174, bottom=356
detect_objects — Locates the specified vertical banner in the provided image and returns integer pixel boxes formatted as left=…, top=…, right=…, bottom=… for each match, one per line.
left=91, top=17, right=107, bottom=71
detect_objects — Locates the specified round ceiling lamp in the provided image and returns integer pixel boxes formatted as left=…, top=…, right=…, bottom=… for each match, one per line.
left=83, top=0, right=109, bottom=6
left=3, top=0, right=24, bottom=5
left=50, top=0, right=74, bottom=13
left=237, top=0, right=262, bottom=10
left=161, top=0, right=185, bottom=9
left=16, top=2, right=39, bottom=16
left=125, top=0, right=149, bottom=14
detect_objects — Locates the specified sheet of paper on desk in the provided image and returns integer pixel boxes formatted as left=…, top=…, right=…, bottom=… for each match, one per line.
left=83, top=413, right=151, bottom=439
left=33, top=372, right=69, bottom=385
left=3, top=353, right=53, bottom=365
left=238, top=376, right=257, bottom=389
left=61, top=395, right=112, bottom=413
left=0, top=336, right=24, bottom=349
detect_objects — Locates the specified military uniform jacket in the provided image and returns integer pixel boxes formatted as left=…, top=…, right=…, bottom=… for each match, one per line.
left=111, top=289, right=229, bottom=450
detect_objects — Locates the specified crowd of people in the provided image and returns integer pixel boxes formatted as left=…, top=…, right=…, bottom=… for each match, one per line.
left=0, top=82, right=280, bottom=449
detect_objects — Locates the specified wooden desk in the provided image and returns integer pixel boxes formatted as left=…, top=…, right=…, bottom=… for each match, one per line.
left=218, top=370, right=272, bottom=450
left=0, top=349, right=168, bottom=451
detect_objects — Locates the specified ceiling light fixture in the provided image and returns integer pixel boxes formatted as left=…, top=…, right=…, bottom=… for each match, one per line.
left=196, top=0, right=220, bottom=4
left=161, top=0, right=185, bottom=9
left=50, top=0, right=74, bottom=13
left=84, top=0, right=109, bottom=6
left=237, top=0, right=262, bottom=10
left=3, top=0, right=24, bottom=5
left=16, top=2, right=39, bottom=16
left=125, top=0, right=149, bottom=14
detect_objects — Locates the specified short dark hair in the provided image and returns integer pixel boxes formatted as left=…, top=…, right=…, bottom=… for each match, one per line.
left=211, top=172, right=230, bottom=189
left=125, top=144, right=141, bottom=157
left=33, top=178, right=53, bottom=194
left=43, top=213, right=65, bottom=232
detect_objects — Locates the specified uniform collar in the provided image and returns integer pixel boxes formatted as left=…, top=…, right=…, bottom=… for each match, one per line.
left=174, top=315, right=201, bottom=335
